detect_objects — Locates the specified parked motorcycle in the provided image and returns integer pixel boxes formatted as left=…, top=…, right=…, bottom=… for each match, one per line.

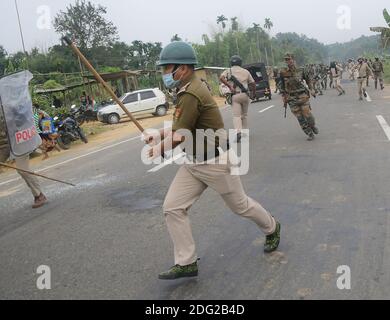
left=69, top=105, right=97, bottom=126
left=72, top=101, right=111, bottom=126
left=54, top=109, right=88, bottom=150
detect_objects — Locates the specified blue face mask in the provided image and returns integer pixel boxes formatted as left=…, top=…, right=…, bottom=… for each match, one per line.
left=163, top=67, right=182, bottom=89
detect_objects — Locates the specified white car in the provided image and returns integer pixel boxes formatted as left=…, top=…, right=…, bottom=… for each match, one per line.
left=97, top=88, right=169, bottom=124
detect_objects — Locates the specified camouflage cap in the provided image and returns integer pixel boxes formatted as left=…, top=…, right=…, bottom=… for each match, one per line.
left=284, top=53, right=294, bottom=60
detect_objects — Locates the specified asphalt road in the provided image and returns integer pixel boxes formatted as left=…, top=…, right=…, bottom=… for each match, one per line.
left=1, top=81, right=390, bottom=300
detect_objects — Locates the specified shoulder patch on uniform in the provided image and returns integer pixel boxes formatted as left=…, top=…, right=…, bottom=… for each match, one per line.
left=177, top=82, right=191, bottom=95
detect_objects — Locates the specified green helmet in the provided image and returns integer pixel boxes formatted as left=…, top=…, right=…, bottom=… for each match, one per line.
left=230, top=55, right=243, bottom=66
left=157, top=41, right=198, bottom=66
left=284, top=52, right=294, bottom=60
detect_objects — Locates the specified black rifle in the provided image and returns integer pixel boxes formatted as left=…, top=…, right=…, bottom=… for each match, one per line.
left=230, top=74, right=248, bottom=94
left=229, top=70, right=250, bottom=98
left=284, top=101, right=288, bottom=118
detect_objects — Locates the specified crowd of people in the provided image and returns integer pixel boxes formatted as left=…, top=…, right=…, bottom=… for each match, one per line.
left=274, top=56, right=386, bottom=101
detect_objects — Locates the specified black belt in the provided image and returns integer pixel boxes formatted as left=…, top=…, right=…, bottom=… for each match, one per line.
left=357, top=76, right=366, bottom=79
left=189, top=141, right=231, bottom=162
left=289, top=90, right=307, bottom=96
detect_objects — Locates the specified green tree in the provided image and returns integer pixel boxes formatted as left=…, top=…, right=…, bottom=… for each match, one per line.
left=171, top=34, right=182, bottom=42
left=231, top=17, right=240, bottom=54
left=370, top=8, right=390, bottom=51
left=53, top=0, right=118, bottom=49
left=217, top=15, right=228, bottom=33
left=264, top=18, right=274, bottom=66
left=0, top=45, right=7, bottom=75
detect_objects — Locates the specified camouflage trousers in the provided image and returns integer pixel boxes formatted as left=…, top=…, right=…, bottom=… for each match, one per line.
left=374, top=72, right=384, bottom=89
left=288, top=93, right=316, bottom=136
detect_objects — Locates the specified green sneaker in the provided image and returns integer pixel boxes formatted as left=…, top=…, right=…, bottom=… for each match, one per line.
left=264, top=222, right=281, bottom=253
left=158, top=262, right=198, bottom=280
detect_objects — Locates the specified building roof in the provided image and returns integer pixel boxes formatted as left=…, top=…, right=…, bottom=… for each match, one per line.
left=83, top=70, right=140, bottom=81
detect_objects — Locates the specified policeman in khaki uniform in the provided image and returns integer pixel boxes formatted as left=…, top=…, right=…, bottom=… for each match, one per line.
left=219, top=55, right=256, bottom=143
left=144, top=41, right=281, bottom=280
left=354, top=57, right=374, bottom=101
left=372, top=57, right=385, bottom=90
left=0, top=105, right=47, bottom=208
left=280, top=53, right=319, bottom=141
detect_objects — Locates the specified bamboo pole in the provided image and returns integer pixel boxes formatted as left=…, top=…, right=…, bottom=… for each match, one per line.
left=62, top=36, right=145, bottom=133
left=0, top=162, right=76, bottom=187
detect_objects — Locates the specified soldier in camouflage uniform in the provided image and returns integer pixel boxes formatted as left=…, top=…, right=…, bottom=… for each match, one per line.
left=372, top=57, right=385, bottom=90
left=280, top=53, right=319, bottom=141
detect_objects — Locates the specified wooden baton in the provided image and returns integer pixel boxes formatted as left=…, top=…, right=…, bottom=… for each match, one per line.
left=62, top=36, right=145, bottom=133
left=0, top=162, right=76, bottom=187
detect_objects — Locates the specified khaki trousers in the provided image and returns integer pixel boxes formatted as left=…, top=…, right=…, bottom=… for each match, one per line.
left=163, top=157, right=276, bottom=266
left=232, top=93, right=250, bottom=132
left=15, top=154, right=42, bottom=198
left=334, top=76, right=344, bottom=93
left=357, top=78, right=366, bottom=98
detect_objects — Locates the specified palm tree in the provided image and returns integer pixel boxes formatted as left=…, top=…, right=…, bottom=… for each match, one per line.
left=202, top=34, right=210, bottom=45
left=370, top=9, right=390, bottom=52
left=264, top=18, right=273, bottom=31
left=217, top=15, right=228, bottom=33
left=231, top=17, right=240, bottom=54
left=252, top=23, right=262, bottom=61
left=171, top=34, right=182, bottom=42
left=231, top=17, right=239, bottom=32
left=264, top=18, right=274, bottom=66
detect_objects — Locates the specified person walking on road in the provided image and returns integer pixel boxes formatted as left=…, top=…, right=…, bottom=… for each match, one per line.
left=0, top=105, right=47, bottom=209
left=279, top=53, right=319, bottom=141
left=330, top=61, right=346, bottom=96
left=354, top=57, right=374, bottom=101
left=372, top=57, right=385, bottom=90
left=219, top=55, right=256, bottom=143
left=144, top=41, right=281, bottom=280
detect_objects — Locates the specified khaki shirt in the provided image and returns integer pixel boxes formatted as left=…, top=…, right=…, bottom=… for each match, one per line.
left=356, top=63, right=373, bottom=78
left=173, top=74, right=226, bottom=160
left=221, top=66, right=255, bottom=93
left=331, top=65, right=343, bottom=78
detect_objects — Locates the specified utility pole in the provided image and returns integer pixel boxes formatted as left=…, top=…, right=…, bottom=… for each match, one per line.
left=14, top=0, right=29, bottom=68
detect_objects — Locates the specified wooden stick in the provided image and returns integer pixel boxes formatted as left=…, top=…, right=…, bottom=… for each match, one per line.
left=62, top=36, right=145, bottom=133
left=0, top=162, right=76, bottom=187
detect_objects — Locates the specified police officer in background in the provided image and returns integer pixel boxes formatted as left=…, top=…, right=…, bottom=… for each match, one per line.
left=144, top=41, right=281, bottom=280
left=354, top=57, right=374, bottom=101
left=280, top=53, right=319, bottom=141
left=219, top=55, right=256, bottom=143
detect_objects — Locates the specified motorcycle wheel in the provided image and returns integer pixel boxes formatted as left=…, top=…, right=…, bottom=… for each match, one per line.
left=57, top=135, right=71, bottom=150
left=78, top=128, right=88, bottom=144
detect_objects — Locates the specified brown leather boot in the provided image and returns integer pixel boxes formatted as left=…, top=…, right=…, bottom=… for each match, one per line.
left=32, top=194, right=47, bottom=209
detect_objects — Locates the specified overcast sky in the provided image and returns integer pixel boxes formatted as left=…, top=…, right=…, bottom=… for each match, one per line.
left=0, top=0, right=388, bottom=54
